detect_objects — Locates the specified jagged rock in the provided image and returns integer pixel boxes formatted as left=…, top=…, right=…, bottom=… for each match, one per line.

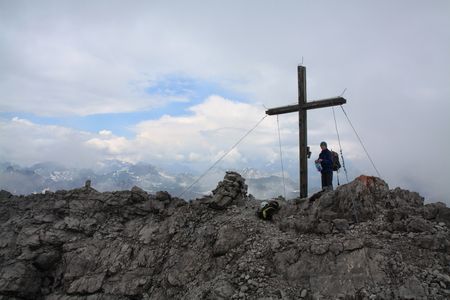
left=436, top=206, right=450, bottom=226
left=213, top=224, right=246, bottom=256
left=422, top=202, right=445, bottom=220
left=333, top=218, right=350, bottom=232
left=34, top=250, right=61, bottom=270
left=407, top=217, right=433, bottom=232
left=0, top=190, right=12, bottom=200
left=0, top=262, right=41, bottom=298
left=291, top=218, right=315, bottom=234
left=155, top=190, right=171, bottom=201
left=316, top=221, right=332, bottom=234
left=0, top=175, right=449, bottom=299
left=210, top=280, right=235, bottom=299
left=310, top=242, right=329, bottom=255
left=303, top=175, right=390, bottom=223
left=329, top=241, right=344, bottom=256
left=67, top=273, right=105, bottom=294
left=386, top=208, right=410, bottom=223
left=300, top=288, right=308, bottom=298
left=398, top=276, right=426, bottom=299
left=388, top=187, right=424, bottom=208
left=343, top=238, right=364, bottom=251
left=414, top=232, right=449, bottom=251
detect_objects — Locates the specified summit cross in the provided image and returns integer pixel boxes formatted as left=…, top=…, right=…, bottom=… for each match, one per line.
left=265, top=66, right=347, bottom=198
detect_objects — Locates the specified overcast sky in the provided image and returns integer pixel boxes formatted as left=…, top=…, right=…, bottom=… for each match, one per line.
left=0, top=0, right=449, bottom=203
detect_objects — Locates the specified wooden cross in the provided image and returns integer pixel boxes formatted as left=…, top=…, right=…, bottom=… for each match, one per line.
left=265, top=66, right=346, bottom=198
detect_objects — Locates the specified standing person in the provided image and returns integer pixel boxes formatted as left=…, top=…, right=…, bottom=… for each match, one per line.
left=315, top=141, right=333, bottom=191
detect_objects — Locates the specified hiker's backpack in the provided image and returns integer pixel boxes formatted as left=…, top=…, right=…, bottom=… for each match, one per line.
left=331, top=150, right=341, bottom=171
left=257, top=201, right=280, bottom=220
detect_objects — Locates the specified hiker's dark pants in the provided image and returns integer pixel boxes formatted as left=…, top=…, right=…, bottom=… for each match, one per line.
left=321, top=171, right=333, bottom=190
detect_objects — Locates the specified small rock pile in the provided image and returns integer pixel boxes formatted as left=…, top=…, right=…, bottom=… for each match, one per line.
left=209, top=171, right=248, bottom=209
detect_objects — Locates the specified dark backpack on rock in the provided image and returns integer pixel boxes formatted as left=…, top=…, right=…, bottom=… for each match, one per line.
left=331, top=150, right=341, bottom=171
left=257, top=201, right=280, bottom=221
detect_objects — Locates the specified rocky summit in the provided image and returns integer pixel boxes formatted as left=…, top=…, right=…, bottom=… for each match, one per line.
left=0, top=174, right=449, bottom=300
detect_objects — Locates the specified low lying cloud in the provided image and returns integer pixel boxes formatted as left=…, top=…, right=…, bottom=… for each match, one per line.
left=0, top=117, right=98, bottom=168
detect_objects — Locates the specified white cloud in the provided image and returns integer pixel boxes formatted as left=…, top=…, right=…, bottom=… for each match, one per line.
left=99, top=130, right=113, bottom=136
left=85, top=136, right=129, bottom=155
left=0, top=1, right=449, bottom=203
left=0, top=117, right=97, bottom=167
left=130, top=96, right=276, bottom=166
left=12, top=117, right=33, bottom=126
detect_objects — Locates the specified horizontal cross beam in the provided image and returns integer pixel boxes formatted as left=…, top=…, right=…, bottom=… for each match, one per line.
left=265, top=97, right=346, bottom=115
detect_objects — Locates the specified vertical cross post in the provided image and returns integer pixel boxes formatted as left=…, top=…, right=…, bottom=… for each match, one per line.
left=298, top=66, right=308, bottom=198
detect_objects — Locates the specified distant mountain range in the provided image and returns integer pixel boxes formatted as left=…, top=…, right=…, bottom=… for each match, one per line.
left=0, top=160, right=301, bottom=200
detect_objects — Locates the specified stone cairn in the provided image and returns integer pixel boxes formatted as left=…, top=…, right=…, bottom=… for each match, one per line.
left=210, top=171, right=248, bottom=210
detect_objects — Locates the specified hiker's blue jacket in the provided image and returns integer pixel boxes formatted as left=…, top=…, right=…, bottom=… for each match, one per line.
left=319, top=149, right=333, bottom=173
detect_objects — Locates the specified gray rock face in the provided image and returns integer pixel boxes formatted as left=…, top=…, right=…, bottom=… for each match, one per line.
left=213, top=224, right=246, bottom=256
left=332, top=218, right=350, bottom=232
left=0, top=174, right=449, bottom=300
left=399, top=275, right=427, bottom=299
